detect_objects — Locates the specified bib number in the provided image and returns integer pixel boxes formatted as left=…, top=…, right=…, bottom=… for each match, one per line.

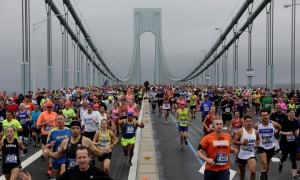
left=126, top=126, right=134, bottom=134
left=65, top=117, right=70, bottom=122
left=45, top=125, right=53, bottom=132
left=243, top=144, right=254, bottom=152
left=215, top=153, right=228, bottom=165
left=85, top=118, right=93, bottom=124
left=287, top=135, right=295, bottom=142
left=121, top=112, right=126, bottom=116
left=261, top=136, right=272, bottom=144
left=5, top=154, right=17, bottom=163
left=163, top=103, right=170, bottom=109
left=20, top=118, right=26, bottom=124
left=100, top=140, right=108, bottom=148
left=68, top=158, right=77, bottom=169
left=225, top=107, right=230, bottom=113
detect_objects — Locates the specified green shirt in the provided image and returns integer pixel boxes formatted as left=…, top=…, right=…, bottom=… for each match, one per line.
left=262, top=98, right=273, bottom=111
left=178, top=108, right=189, bottom=127
left=62, top=108, right=76, bottom=125
left=2, top=119, right=22, bottom=139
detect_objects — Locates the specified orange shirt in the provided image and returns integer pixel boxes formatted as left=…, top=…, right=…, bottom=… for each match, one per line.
left=24, top=101, right=34, bottom=112
left=37, top=111, right=57, bottom=135
left=200, top=132, right=231, bottom=172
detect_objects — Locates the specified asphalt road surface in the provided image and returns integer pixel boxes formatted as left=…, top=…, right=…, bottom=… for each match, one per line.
left=151, top=107, right=294, bottom=180
left=0, top=135, right=129, bottom=180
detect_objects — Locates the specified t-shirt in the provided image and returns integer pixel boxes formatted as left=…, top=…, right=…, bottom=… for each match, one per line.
left=81, top=111, right=101, bottom=132
left=262, top=98, right=273, bottom=111
left=57, top=164, right=113, bottom=180
left=199, top=132, right=231, bottom=172
left=62, top=109, right=76, bottom=126
left=37, top=111, right=57, bottom=135
left=280, top=119, right=299, bottom=144
left=2, top=119, right=22, bottom=139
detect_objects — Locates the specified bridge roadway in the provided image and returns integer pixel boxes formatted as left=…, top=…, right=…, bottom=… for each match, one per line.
left=0, top=138, right=129, bottom=180
left=152, top=110, right=292, bottom=180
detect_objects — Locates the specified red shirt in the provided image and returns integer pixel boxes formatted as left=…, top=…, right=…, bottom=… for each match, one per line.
left=6, top=104, right=19, bottom=113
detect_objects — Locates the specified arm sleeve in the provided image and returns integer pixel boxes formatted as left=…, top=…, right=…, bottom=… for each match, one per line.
left=199, top=136, right=208, bottom=150
left=16, top=122, right=22, bottom=130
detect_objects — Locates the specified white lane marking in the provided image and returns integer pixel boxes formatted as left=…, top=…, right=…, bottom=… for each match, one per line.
left=199, top=162, right=237, bottom=180
left=271, top=157, right=280, bottom=162
left=0, top=150, right=42, bottom=180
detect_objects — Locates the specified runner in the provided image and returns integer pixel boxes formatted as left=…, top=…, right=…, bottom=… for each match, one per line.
left=118, top=112, right=144, bottom=166
left=255, top=109, right=282, bottom=180
left=15, top=103, right=32, bottom=144
left=277, top=109, right=299, bottom=180
left=162, top=94, right=171, bottom=124
left=62, top=102, right=76, bottom=128
left=189, top=91, right=197, bottom=119
left=36, top=102, right=57, bottom=177
left=149, top=88, right=157, bottom=113
left=110, top=102, right=121, bottom=136
left=30, top=105, right=41, bottom=147
left=156, top=89, right=164, bottom=116
left=261, top=93, right=273, bottom=114
left=44, top=121, right=111, bottom=170
left=175, top=101, right=191, bottom=150
left=220, top=94, right=233, bottom=130
left=202, top=106, right=216, bottom=136
left=253, top=91, right=261, bottom=115
left=46, top=115, right=71, bottom=178
left=200, top=94, right=213, bottom=123
left=233, top=115, right=259, bottom=180
left=197, top=116, right=238, bottom=180
left=93, top=119, right=118, bottom=175
left=0, top=126, right=27, bottom=180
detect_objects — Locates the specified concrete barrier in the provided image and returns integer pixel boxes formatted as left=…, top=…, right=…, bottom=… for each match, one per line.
left=128, top=94, right=159, bottom=180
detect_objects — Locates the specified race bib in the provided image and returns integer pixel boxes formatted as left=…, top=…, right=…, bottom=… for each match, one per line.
left=243, top=144, right=255, bottom=152
left=261, top=136, right=272, bottom=144
left=171, top=98, right=175, bottom=101
left=68, top=158, right=77, bottom=169
left=244, top=101, right=248, bottom=104
left=20, top=118, right=26, bottom=124
left=296, top=105, right=299, bottom=109
left=225, top=107, right=230, bottom=113
left=180, top=121, right=187, bottom=124
left=85, top=118, right=93, bottom=124
left=287, top=135, right=295, bottom=142
left=100, top=140, right=108, bottom=148
left=158, top=98, right=162, bottom=100
left=163, top=103, right=170, bottom=109
left=5, top=154, right=17, bottom=163
left=209, top=123, right=214, bottom=130
left=215, top=153, right=228, bottom=165
left=265, top=104, right=270, bottom=108
left=175, top=97, right=178, bottom=100
left=65, top=117, right=70, bottom=122
left=204, top=106, right=209, bottom=112
left=112, top=114, right=118, bottom=119
left=126, top=126, right=134, bottom=134
left=121, top=112, right=126, bottom=116
left=0, top=116, right=4, bottom=122
left=234, top=128, right=240, bottom=133
left=45, top=125, right=53, bottom=132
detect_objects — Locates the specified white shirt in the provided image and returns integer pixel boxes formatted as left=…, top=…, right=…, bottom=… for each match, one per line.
left=81, top=111, right=101, bottom=132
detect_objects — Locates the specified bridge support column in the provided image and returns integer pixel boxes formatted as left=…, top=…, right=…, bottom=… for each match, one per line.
left=47, top=66, right=53, bottom=91
left=64, top=69, right=69, bottom=88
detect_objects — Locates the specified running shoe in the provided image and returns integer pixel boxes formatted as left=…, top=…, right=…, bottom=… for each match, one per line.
left=292, top=176, right=297, bottom=180
left=33, top=142, right=36, bottom=147
left=128, top=160, right=132, bottom=166
left=23, top=141, right=27, bottom=145
left=296, top=171, right=300, bottom=177
left=185, top=139, right=188, bottom=145
left=277, top=162, right=283, bottom=172
left=37, top=143, right=40, bottom=148
left=165, top=121, right=168, bottom=124
left=41, top=154, right=45, bottom=160
left=181, top=146, right=184, bottom=151
left=46, top=169, right=52, bottom=177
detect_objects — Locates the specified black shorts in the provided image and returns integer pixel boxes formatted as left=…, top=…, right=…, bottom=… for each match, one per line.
left=258, top=146, right=275, bottom=158
left=83, top=131, right=96, bottom=141
left=163, top=109, right=170, bottom=111
left=31, top=128, right=41, bottom=134
left=222, top=114, right=232, bottom=121
left=190, top=105, right=196, bottom=110
left=2, top=164, right=22, bottom=174
left=97, top=152, right=112, bottom=162
left=237, top=157, right=256, bottom=164
left=138, top=98, right=142, bottom=101
left=255, top=103, right=260, bottom=107
left=41, top=134, right=48, bottom=145
left=157, top=100, right=163, bottom=107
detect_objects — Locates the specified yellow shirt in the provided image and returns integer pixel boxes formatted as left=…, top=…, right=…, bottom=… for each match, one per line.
left=253, top=94, right=261, bottom=104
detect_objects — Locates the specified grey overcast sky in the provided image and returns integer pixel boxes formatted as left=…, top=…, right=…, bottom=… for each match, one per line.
left=0, top=0, right=299, bottom=94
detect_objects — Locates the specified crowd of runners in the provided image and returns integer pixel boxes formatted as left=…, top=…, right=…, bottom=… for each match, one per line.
left=0, top=85, right=300, bottom=180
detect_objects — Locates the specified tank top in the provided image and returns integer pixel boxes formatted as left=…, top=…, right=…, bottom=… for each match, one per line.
left=66, top=135, right=83, bottom=169
left=120, top=106, right=127, bottom=118
left=162, top=99, right=171, bottom=110
left=2, top=139, right=21, bottom=168
left=178, top=108, right=189, bottom=127
left=238, top=128, right=256, bottom=160
left=232, top=118, right=243, bottom=137
left=205, top=114, right=215, bottom=132
left=111, top=108, right=119, bottom=120
left=258, top=120, right=276, bottom=150
left=122, top=120, right=137, bottom=139
left=97, top=130, right=112, bottom=152
left=18, top=110, right=29, bottom=127
left=127, top=106, right=135, bottom=116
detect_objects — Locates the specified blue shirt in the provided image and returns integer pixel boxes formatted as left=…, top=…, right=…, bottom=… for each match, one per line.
left=208, top=92, right=214, bottom=101
left=47, top=128, right=71, bottom=162
left=200, top=100, right=213, bottom=116
left=31, top=111, right=41, bottom=128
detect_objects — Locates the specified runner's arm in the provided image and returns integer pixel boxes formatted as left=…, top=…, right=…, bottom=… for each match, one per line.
left=47, top=139, right=66, bottom=159
left=109, top=131, right=119, bottom=148
left=233, top=129, right=243, bottom=145
left=135, top=120, right=144, bottom=128
left=273, top=122, right=281, bottom=134
left=202, top=116, right=209, bottom=130
left=92, top=131, right=100, bottom=145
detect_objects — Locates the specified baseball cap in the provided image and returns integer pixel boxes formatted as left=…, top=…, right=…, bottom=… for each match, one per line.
left=8, top=98, right=13, bottom=100
left=128, top=112, right=133, bottom=116
left=45, top=102, right=54, bottom=108
left=70, top=120, right=81, bottom=128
